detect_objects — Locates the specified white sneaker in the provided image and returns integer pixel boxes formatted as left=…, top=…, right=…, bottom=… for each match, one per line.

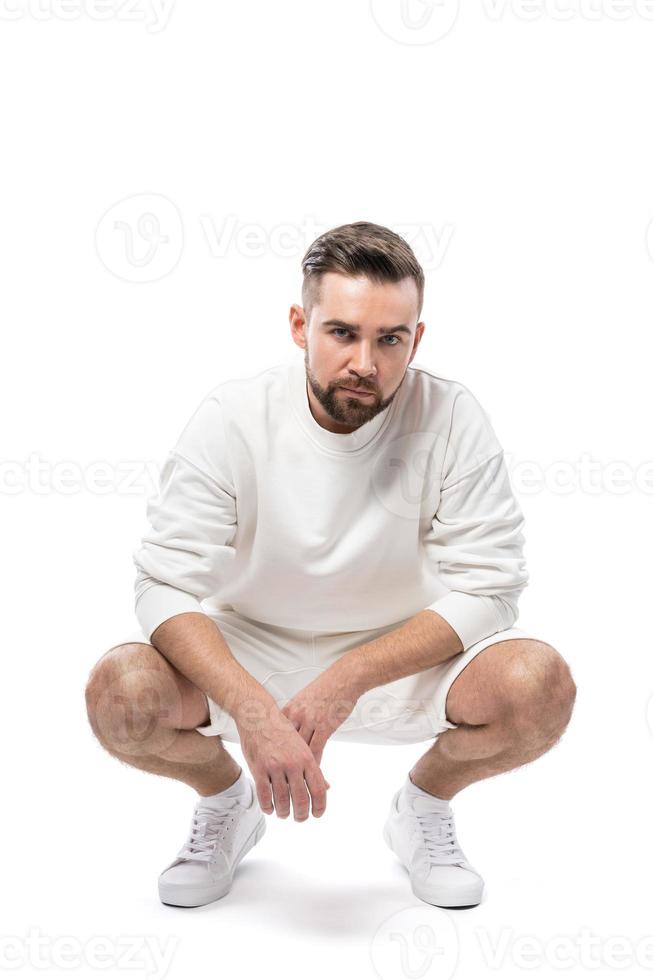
left=158, top=778, right=266, bottom=907
left=383, top=784, right=484, bottom=908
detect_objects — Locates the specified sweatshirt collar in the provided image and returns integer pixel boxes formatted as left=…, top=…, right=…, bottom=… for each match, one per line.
left=287, top=354, right=398, bottom=453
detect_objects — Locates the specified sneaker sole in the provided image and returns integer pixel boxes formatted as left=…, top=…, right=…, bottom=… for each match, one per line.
left=159, top=815, right=266, bottom=908
left=383, top=820, right=483, bottom=909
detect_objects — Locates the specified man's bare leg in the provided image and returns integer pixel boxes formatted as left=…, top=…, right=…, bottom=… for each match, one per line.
left=85, top=642, right=242, bottom=796
left=409, top=639, right=577, bottom=800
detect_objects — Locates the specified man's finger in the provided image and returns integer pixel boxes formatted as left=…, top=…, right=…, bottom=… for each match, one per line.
left=286, top=770, right=311, bottom=821
left=304, top=762, right=328, bottom=818
left=255, top=773, right=274, bottom=815
left=310, top=731, right=326, bottom=761
left=270, top=772, right=291, bottom=819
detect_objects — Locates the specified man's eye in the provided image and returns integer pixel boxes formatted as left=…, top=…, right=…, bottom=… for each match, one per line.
left=331, top=328, right=400, bottom=345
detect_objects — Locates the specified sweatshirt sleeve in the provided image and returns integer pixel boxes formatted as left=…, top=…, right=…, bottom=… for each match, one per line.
left=132, top=392, right=237, bottom=642
left=423, top=385, right=529, bottom=651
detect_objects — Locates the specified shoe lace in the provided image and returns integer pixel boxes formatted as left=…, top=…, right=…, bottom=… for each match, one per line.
left=177, top=800, right=239, bottom=862
left=416, top=805, right=466, bottom=868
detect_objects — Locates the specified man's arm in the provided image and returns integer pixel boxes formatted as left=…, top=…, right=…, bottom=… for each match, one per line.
left=132, top=392, right=238, bottom=640
left=151, top=612, right=278, bottom=731
left=319, top=608, right=463, bottom=699
left=279, top=609, right=463, bottom=765
left=151, top=611, right=331, bottom=819
left=134, top=395, right=278, bottom=725
left=420, top=384, right=529, bottom=650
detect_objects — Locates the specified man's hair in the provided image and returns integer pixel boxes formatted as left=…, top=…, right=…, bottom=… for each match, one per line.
left=301, top=221, right=425, bottom=322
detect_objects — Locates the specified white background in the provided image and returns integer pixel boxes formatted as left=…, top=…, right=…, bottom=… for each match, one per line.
left=2, top=1, right=652, bottom=978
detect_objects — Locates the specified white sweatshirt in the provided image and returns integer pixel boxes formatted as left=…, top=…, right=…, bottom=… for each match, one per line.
left=132, top=353, right=529, bottom=650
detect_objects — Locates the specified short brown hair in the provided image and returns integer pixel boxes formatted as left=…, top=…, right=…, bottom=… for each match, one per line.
left=301, top=221, right=425, bottom=322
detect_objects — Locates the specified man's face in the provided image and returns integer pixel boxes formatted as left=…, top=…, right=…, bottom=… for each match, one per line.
left=289, top=271, right=425, bottom=434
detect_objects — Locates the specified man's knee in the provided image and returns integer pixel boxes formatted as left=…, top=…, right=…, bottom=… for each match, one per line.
left=497, top=642, right=577, bottom=742
left=85, top=642, right=183, bottom=755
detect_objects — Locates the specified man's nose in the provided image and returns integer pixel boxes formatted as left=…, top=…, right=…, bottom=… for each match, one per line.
left=348, top=344, right=378, bottom=378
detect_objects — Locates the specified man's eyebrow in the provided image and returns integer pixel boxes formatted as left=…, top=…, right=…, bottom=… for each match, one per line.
left=321, top=318, right=412, bottom=335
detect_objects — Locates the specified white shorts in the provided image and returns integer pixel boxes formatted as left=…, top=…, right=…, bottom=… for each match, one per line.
left=115, top=606, right=544, bottom=745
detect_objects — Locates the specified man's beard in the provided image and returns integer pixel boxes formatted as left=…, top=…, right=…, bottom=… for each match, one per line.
left=303, top=349, right=400, bottom=428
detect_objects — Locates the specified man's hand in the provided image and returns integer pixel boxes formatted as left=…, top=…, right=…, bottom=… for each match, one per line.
left=280, top=666, right=362, bottom=766
left=237, top=703, right=331, bottom=821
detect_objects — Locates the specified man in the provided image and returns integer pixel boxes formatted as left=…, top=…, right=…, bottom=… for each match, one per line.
left=85, top=221, right=576, bottom=911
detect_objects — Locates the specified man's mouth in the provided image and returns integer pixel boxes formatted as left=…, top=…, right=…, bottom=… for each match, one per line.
left=339, top=386, right=375, bottom=397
